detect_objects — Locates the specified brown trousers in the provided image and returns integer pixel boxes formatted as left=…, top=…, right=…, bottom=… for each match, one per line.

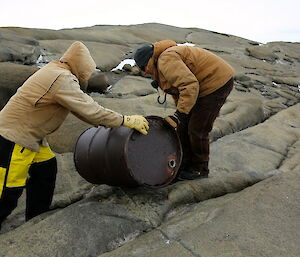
left=177, top=78, right=234, bottom=174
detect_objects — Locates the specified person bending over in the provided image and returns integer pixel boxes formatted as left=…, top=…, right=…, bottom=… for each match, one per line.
left=134, top=40, right=234, bottom=180
left=0, top=41, right=149, bottom=229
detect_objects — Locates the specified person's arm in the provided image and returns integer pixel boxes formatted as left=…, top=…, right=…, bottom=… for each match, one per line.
left=158, top=51, right=199, bottom=114
left=52, top=74, right=123, bottom=127
left=52, top=74, right=149, bottom=134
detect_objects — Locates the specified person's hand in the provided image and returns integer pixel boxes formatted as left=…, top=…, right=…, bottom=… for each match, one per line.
left=164, top=110, right=188, bottom=129
left=122, top=115, right=149, bottom=135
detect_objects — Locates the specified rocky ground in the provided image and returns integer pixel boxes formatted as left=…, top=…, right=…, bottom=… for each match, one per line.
left=0, top=23, right=299, bottom=257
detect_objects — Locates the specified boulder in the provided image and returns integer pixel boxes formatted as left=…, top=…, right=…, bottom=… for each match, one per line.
left=211, top=93, right=265, bottom=141
left=0, top=29, right=40, bottom=64
left=210, top=104, right=300, bottom=175
left=0, top=41, right=40, bottom=64
left=122, top=63, right=132, bottom=72
left=87, top=70, right=110, bottom=93
left=130, top=66, right=142, bottom=76
left=0, top=62, right=39, bottom=109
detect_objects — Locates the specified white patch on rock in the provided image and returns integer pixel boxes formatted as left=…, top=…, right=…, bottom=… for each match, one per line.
left=36, top=49, right=50, bottom=67
left=111, top=59, right=136, bottom=71
left=36, top=55, right=43, bottom=63
left=177, top=42, right=196, bottom=46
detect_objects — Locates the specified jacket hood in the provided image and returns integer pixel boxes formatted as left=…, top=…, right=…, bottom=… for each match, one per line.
left=60, top=41, right=96, bottom=81
left=147, top=40, right=177, bottom=79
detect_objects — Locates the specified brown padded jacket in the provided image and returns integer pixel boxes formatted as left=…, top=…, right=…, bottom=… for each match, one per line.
left=147, top=40, right=234, bottom=114
left=0, top=41, right=123, bottom=152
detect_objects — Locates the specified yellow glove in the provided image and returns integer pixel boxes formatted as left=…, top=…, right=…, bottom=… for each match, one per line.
left=122, top=115, right=149, bottom=135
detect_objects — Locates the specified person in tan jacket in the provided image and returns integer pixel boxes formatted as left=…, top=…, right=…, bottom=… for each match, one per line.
left=0, top=41, right=149, bottom=228
left=134, top=40, right=234, bottom=180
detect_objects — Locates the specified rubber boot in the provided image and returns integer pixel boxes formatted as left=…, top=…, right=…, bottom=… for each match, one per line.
left=0, top=187, right=23, bottom=229
left=25, top=157, right=57, bottom=221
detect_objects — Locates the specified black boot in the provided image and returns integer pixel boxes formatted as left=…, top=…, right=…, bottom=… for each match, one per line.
left=0, top=187, right=23, bottom=229
left=25, top=157, right=57, bottom=221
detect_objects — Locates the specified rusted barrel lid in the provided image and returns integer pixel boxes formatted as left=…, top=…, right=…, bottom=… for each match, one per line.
left=125, top=116, right=182, bottom=188
left=74, top=116, right=182, bottom=188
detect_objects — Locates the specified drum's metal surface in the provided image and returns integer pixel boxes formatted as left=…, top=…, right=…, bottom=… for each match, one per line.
left=74, top=116, right=182, bottom=188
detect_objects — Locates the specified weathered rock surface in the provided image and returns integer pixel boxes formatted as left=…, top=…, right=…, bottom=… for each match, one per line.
left=0, top=30, right=40, bottom=64
left=246, top=45, right=279, bottom=61
left=0, top=23, right=299, bottom=257
left=210, top=105, right=300, bottom=175
left=39, top=39, right=130, bottom=71
left=0, top=62, right=38, bottom=109
left=0, top=103, right=299, bottom=257
left=99, top=168, right=300, bottom=257
left=1, top=23, right=299, bottom=108
left=0, top=152, right=92, bottom=234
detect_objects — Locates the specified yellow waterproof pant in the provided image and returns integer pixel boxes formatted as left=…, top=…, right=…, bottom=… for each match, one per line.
left=0, top=144, right=55, bottom=198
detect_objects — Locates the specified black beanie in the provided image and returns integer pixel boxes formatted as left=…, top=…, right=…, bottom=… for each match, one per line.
left=134, top=44, right=154, bottom=71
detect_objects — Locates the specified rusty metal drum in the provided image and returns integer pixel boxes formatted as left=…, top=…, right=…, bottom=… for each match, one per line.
left=74, top=116, right=182, bottom=188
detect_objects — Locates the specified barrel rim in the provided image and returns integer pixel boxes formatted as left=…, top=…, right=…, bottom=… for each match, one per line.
left=73, top=126, right=91, bottom=173
left=123, top=115, right=183, bottom=189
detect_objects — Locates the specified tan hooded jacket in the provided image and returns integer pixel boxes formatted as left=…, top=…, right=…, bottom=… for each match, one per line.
left=147, top=40, right=234, bottom=114
left=0, top=41, right=123, bottom=152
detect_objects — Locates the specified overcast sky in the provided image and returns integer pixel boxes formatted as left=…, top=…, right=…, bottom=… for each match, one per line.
left=0, top=0, right=299, bottom=43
